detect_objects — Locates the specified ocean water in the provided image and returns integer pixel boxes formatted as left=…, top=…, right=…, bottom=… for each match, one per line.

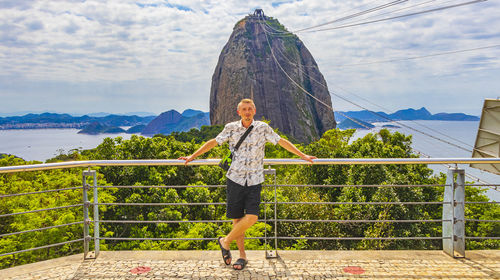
left=352, top=120, right=499, bottom=201
left=0, top=121, right=498, bottom=200
left=0, top=128, right=133, bottom=162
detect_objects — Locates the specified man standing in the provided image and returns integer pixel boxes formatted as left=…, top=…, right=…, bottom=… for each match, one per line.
left=178, top=99, right=316, bottom=270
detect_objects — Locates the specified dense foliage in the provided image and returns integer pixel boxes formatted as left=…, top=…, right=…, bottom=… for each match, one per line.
left=0, top=127, right=498, bottom=268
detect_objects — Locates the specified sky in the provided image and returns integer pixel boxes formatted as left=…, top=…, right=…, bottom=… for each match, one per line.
left=0, top=0, right=499, bottom=116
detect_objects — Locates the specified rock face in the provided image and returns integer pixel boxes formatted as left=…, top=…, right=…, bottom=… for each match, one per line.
left=210, top=11, right=336, bottom=143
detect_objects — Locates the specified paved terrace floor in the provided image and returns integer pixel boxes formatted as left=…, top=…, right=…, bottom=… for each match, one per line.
left=2, top=250, right=499, bottom=280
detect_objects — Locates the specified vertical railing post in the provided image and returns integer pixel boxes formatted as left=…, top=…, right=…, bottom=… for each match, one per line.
left=83, top=170, right=98, bottom=259
left=82, top=170, right=91, bottom=259
left=273, top=168, right=278, bottom=256
left=92, top=170, right=100, bottom=258
left=263, top=167, right=278, bottom=258
left=443, top=167, right=465, bottom=258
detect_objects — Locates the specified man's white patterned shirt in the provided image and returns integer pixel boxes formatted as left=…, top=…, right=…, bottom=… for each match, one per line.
left=215, top=120, right=281, bottom=186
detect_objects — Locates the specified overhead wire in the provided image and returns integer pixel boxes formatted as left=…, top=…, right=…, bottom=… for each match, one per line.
left=329, top=85, right=476, bottom=149
left=262, top=0, right=408, bottom=36
left=259, top=21, right=475, bottom=152
left=258, top=5, right=499, bottom=190
left=316, top=0, right=441, bottom=31
left=263, top=13, right=497, bottom=188
left=299, top=0, right=487, bottom=33
left=256, top=15, right=371, bottom=130
left=293, top=0, right=408, bottom=33
left=331, top=93, right=472, bottom=152
left=335, top=44, right=500, bottom=67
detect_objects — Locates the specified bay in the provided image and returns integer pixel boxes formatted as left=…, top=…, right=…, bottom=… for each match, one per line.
left=352, top=120, right=499, bottom=201
left=0, top=128, right=133, bottom=162
left=0, top=121, right=498, bottom=200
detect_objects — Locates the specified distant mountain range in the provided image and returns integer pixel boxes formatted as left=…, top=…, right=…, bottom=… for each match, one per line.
left=0, top=109, right=210, bottom=135
left=0, top=107, right=479, bottom=134
left=336, top=107, right=479, bottom=129
left=0, top=113, right=155, bottom=130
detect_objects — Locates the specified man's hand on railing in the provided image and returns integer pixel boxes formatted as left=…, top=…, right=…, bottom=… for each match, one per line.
left=300, top=154, right=317, bottom=165
left=177, top=156, right=195, bottom=166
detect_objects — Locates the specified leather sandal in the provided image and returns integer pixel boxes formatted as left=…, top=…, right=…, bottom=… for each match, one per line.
left=218, top=237, right=231, bottom=265
left=233, top=258, right=248, bottom=270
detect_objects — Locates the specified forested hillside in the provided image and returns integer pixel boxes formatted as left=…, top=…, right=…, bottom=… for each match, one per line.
left=0, top=126, right=498, bottom=268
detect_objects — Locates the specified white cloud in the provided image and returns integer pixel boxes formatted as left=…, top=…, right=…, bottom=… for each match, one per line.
left=0, top=0, right=499, bottom=115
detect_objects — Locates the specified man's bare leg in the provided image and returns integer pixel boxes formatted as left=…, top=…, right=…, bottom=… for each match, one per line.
left=221, top=214, right=258, bottom=252
left=231, top=219, right=246, bottom=269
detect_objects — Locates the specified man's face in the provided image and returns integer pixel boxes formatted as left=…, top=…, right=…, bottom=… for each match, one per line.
left=237, top=103, right=256, bottom=122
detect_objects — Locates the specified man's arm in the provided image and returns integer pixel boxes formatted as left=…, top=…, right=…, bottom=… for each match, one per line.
left=178, top=138, right=218, bottom=166
left=277, top=138, right=317, bottom=163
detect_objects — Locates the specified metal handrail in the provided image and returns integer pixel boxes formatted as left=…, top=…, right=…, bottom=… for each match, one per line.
left=466, top=237, right=500, bottom=240
left=0, top=204, right=84, bottom=218
left=94, top=219, right=450, bottom=224
left=278, top=236, right=449, bottom=241
left=267, top=201, right=449, bottom=205
left=272, top=184, right=448, bottom=188
left=1, top=157, right=500, bottom=173
left=0, top=184, right=450, bottom=200
left=1, top=160, right=498, bottom=260
left=465, top=201, right=499, bottom=204
left=0, top=239, right=84, bottom=258
left=0, top=186, right=84, bottom=198
left=95, top=184, right=448, bottom=188
left=93, top=201, right=449, bottom=206
left=466, top=219, right=500, bottom=223
left=0, top=222, right=85, bottom=237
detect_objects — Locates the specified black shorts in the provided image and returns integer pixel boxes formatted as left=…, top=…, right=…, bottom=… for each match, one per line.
left=226, top=178, right=262, bottom=219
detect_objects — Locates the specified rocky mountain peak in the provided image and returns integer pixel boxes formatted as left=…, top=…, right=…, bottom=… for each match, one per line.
left=209, top=10, right=336, bottom=143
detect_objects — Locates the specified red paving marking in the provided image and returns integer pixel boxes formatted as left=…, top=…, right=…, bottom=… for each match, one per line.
left=343, top=266, right=365, bottom=274
left=130, top=266, right=152, bottom=274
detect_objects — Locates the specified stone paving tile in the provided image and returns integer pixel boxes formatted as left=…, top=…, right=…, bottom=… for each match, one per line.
left=2, top=251, right=499, bottom=280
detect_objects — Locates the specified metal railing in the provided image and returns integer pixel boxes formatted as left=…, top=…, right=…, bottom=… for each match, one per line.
left=0, top=158, right=499, bottom=260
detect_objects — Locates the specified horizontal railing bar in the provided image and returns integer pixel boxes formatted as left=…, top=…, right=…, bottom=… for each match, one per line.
left=272, top=184, right=448, bottom=188
left=94, top=184, right=449, bottom=189
left=99, top=236, right=450, bottom=241
left=99, top=237, right=265, bottom=241
left=96, top=220, right=233, bottom=224
left=1, top=158, right=499, bottom=173
left=465, top=184, right=500, bottom=186
left=95, top=202, right=225, bottom=206
left=263, top=201, right=449, bottom=205
left=0, top=204, right=84, bottom=218
left=97, top=185, right=225, bottom=189
left=0, top=238, right=84, bottom=257
left=465, top=237, right=500, bottom=240
left=0, top=221, right=85, bottom=237
left=99, top=236, right=449, bottom=241
left=276, top=219, right=450, bottom=223
left=94, top=219, right=450, bottom=224
left=465, top=219, right=500, bottom=223
left=465, top=201, right=499, bottom=204
left=93, top=201, right=449, bottom=207
left=278, top=236, right=449, bottom=240
left=0, top=187, right=84, bottom=198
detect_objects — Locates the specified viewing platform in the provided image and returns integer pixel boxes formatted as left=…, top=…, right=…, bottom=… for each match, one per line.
left=1, top=159, right=499, bottom=279
left=3, top=250, right=499, bottom=279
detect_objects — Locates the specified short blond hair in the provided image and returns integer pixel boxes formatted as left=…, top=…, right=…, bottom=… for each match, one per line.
left=237, top=98, right=256, bottom=110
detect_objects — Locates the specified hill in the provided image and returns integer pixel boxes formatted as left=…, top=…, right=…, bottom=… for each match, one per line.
left=337, top=118, right=375, bottom=130
left=335, top=107, right=479, bottom=123
left=141, top=110, right=210, bottom=136
left=77, top=122, right=126, bottom=135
